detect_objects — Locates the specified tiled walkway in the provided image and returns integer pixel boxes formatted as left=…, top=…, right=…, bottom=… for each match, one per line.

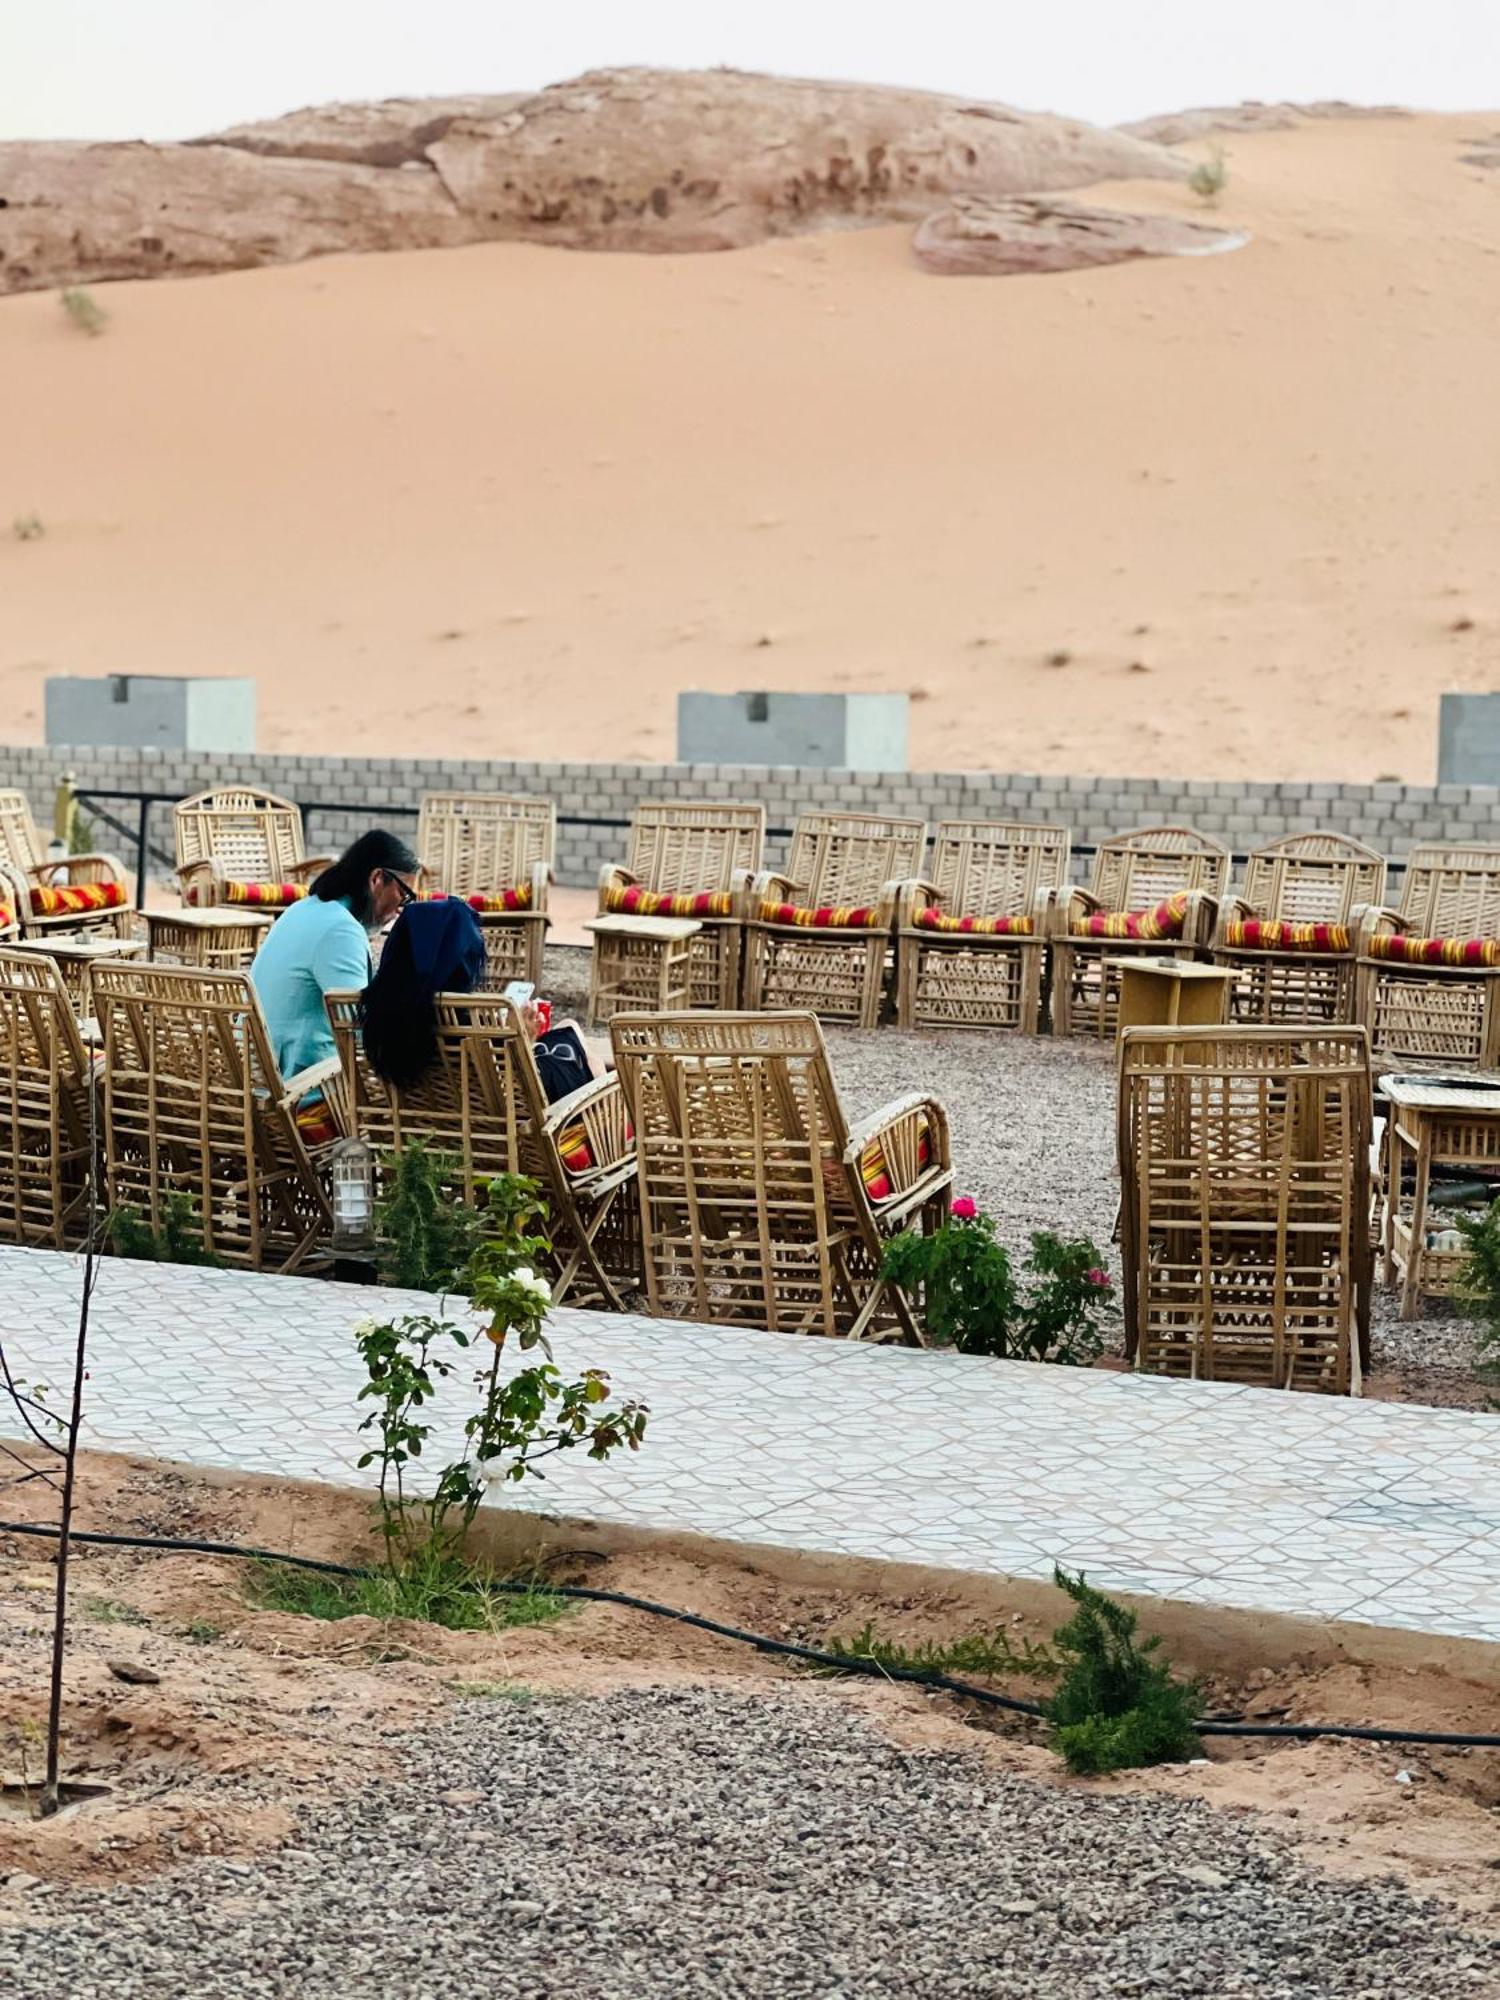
left=3, top=1246, right=1499, bottom=1644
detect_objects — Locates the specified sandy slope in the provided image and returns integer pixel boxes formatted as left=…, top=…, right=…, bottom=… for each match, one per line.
left=2, top=111, right=1497, bottom=780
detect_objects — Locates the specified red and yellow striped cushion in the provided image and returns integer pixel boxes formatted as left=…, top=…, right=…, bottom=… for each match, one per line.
left=293, top=1097, right=338, bottom=1149
left=1071, top=893, right=1189, bottom=942
left=859, top=1121, right=933, bottom=1204
left=1223, top=919, right=1350, bottom=954
left=1368, top=932, right=1500, bottom=968
left=0, top=905, right=15, bottom=933
left=760, top=900, right=884, bottom=930
left=604, top=884, right=734, bottom=920
left=30, top=880, right=129, bottom=917
left=464, top=884, right=533, bottom=914
left=185, top=880, right=308, bottom=909
left=556, top=1121, right=594, bottom=1175
left=915, top=909, right=1034, bottom=936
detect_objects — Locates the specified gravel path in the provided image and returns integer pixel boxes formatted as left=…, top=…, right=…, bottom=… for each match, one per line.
left=9, top=1687, right=1497, bottom=2000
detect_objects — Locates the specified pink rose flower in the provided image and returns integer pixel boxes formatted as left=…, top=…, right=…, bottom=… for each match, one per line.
left=951, top=1196, right=978, bottom=1221
left=1086, top=1267, right=1111, bottom=1289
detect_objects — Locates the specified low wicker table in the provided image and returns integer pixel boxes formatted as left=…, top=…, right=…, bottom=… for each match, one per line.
left=1379, top=1072, right=1500, bottom=1320
left=585, top=915, right=701, bottom=1027
left=4, top=932, right=146, bottom=1013
left=145, top=906, right=275, bottom=972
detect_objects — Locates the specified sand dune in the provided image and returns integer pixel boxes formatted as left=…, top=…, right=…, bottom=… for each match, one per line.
left=2, top=111, right=1497, bottom=782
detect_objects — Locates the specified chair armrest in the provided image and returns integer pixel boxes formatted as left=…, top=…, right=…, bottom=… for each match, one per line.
left=1052, top=885, right=1101, bottom=937
left=873, top=878, right=905, bottom=929
left=597, top=864, right=637, bottom=909
left=290, top=856, right=335, bottom=884
left=1181, top=890, right=1218, bottom=948
left=278, top=1055, right=344, bottom=1107
left=897, top=877, right=939, bottom=926
left=176, top=859, right=226, bottom=906
left=1028, top=884, right=1059, bottom=928
left=527, top=859, right=550, bottom=916
left=33, top=850, right=130, bottom=891
left=1353, top=901, right=1406, bottom=950
left=843, top=1091, right=952, bottom=1197
left=543, top=1070, right=634, bottom=1175
left=1212, top=894, right=1254, bottom=945
left=750, top=869, right=798, bottom=912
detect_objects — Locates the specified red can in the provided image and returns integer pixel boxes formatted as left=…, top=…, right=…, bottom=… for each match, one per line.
left=534, top=998, right=552, bottom=1034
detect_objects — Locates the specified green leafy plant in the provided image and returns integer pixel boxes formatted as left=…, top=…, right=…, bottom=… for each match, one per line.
left=12, top=513, right=45, bottom=542
left=1454, top=1200, right=1500, bottom=1386
left=1045, top=1568, right=1201, bottom=1775
left=1188, top=144, right=1228, bottom=205
left=881, top=1203, right=1115, bottom=1362
left=81, top=1594, right=148, bottom=1627
left=248, top=1550, right=565, bottom=1635
left=60, top=286, right=108, bottom=336
left=107, top=1194, right=222, bottom=1267
left=816, top=1618, right=1058, bottom=1681
left=376, top=1139, right=488, bottom=1293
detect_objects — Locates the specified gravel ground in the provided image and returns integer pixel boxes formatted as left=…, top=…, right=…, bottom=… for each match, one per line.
left=545, top=946, right=1488, bottom=1404
left=8, top=1687, right=1497, bottom=2000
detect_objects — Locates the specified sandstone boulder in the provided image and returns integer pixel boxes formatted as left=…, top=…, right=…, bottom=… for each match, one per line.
left=1122, top=100, right=1407, bottom=145
left=194, top=95, right=528, bottom=167
left=912, top=196, right=1248, bottom=276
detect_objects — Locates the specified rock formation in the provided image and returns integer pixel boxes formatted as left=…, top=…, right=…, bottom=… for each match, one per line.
left=1121, top=100, right=1407, bottom=145
left=912, top=195, right=1247, bottom=276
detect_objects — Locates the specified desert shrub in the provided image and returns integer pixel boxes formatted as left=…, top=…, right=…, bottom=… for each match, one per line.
left=12, top=513, right=44, bottom=541
left=1189, top=145, right=1228, bottom=205
left=375, top=1139, right=488, bottom=1293
left=107, top=1194, right=221, bottom=1266
left=1453, top=1200, right=1500, bottom=1385
left=881, top=1203, right=1115, bottom=1362
left=59, top=286, right=107, bottom=336
left=817, top=1618, right=1057, bottom=1681
left=1046, top=1568, right=1201, bottom=1774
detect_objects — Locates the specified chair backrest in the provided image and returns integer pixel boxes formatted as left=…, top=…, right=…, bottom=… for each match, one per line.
left=625, top=802, right=766, bottom=895
left=784, top=812, right=927, bottom=909
left=0, top=791, right=43, bottom=875
left=1396, top=844, right=1500, bottom=938
left=416, top=793, right=556, bottom=897
left=1237, top=832, right=1386, bottom=926
left=1089, top=825, right=1229, bottom=911
left=326, top=990, right=551, bottom=1202
left=926, top=820, right=1071, bottom=917
left=174, top=788, right=309, bottom=882
left=0, top=949, right=94, bottom=1245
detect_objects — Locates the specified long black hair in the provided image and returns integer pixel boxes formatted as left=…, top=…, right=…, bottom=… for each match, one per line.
left=311, top=829, right=419, bottom=928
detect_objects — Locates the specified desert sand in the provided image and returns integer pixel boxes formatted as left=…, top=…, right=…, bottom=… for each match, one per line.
left=2, top=109, right=1497, bottom=781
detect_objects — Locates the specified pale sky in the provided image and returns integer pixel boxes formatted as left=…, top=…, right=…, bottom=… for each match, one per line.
left=5, top=0, right=1498, bottom=142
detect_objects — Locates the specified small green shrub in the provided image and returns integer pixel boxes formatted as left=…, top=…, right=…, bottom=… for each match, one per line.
left=881, top=1205, right=1115, bottom=1362
left=182, top=1619, right=222, bottom=1645
left=376, top=1140, right=488, bottom=1293
left=60, top=287, right=108, bottom=336
left=12, top=513, right=45, bottom=542
left=1188, top=145, right=1228, bottom=205
left=107, top=1195, right=221, bottom=1267
left=1453, top=1200, right=1500, bottom=1385
left=1046, top=1568, right=1201, bottom=1774
left=247, top=1550, right=567, bottom=1636
left=817, top=1617, right=1058, bottom=1680
left=81, top=1595, right=148, bottom=1627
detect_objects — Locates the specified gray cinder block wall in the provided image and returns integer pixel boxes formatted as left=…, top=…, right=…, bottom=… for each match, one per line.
left=0, top=742, right=1492, bottom=890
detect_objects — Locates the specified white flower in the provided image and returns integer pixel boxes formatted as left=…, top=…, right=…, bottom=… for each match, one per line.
left=510, top=1265, right=552, bottom=1304
left=476, top=1456, right=507, bottom=1485
left=352, top=1318, right=379, bottom=1338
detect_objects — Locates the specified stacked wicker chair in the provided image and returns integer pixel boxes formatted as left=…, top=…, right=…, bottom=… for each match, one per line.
left=93, top=963, right=333, bottom=1272
left=1117, top=1025, right=1372, bottom=1394
left=0, top=949, right=98, bottom=1249
left=0, top=788, right=133, bottom=938
left=325, top=991, right=637, bottom=1308
left=896, top=820, right=1069, bottom=1033
left=596, top=802, right=765, bottom=1011
left=1211, top=832, right=1386, bottom=1024
left=745, top=811, right=926, bottom=1028
left=1355, top=843, right=1500, bottom=1072
left=1050, top=825, right=1228, bottom=1036
left=173, top=787, right=333, bottom=913
left=416, top=792, right=556, bottom=990
left=610, top=1010, right=951, bottom=1341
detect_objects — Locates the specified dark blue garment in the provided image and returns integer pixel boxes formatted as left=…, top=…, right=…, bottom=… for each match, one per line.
left=360, top=898, right=487, bottom=1088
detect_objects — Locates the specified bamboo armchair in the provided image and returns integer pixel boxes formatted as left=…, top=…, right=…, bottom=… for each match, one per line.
left=896, top=820, right=1070, bottom=1033
left=1211, top=832, right=1386, bottom=1025
left=416, top=792, right=556, bottom=990
left=745, top=812, right=926, bottom=1028
left=92, top=963, right=333, bottom=1272
left=0, top=949, right=98, bottom=1249
left=596, top=801, right=765, bottom=1012
left=1354, top=843, right=1500, bottom=1072
left=1117, top=1025, right=1372, bottom=1395
left=173, top=787, right=334, bottom=911
left=1051, top=825, right=1227, bottom=1037
left=609, top=1010, right=952, bottom=1342
left=326, top=991, right=637, bottom=1309
left=0, top=788, right=132, bottom=938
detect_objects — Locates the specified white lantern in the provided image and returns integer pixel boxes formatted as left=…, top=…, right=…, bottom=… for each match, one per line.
left=330, top=1137, right=376, bottom=1256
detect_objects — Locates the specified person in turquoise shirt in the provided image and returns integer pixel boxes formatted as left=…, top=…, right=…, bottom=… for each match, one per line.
left=250, top=828, right=419, bottom=1083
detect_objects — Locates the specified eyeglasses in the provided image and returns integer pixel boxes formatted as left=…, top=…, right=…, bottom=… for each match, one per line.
left=382, top=870, right=418, bottom=907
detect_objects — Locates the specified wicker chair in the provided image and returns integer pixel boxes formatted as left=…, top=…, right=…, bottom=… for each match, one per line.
left=0, top=949, right=98, bottom=1249
left=1051, top=825, right=1227, bottom=1037
left=1117, top=1025, right=1372, bottom=1395
left=416, top=792, right=556, bottom=990
left=896, top=820, right=1070, bottom=1033
left=596, top=801, right=765, bottom=1013
left=609, top=1011, right=952, bottom=1341
left=745, top=812, right=926, bottom=1028
left=173, top=788, right=334, bottom=912
left=0, top=788, right=132, bottom=938
left=1354, top=844, right=1500, bottom=1072
left=326, top=991, right=636, bottom=1308
left=1211, top=832, right=1386, bottom=1025
left=92, top=963, right=333, bottom=1272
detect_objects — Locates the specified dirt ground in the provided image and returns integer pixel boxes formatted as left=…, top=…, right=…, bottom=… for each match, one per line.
left=0, top=1450, right=1497, bottom=1926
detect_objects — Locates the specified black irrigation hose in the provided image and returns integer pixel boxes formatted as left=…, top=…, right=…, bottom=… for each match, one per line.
left=7, top=1517, right=1500, bottom=1749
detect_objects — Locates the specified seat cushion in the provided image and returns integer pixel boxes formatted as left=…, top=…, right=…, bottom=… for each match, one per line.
left=184, top=880, right=308, bottom=909
left=760, top=900, right=884, bottom=930
left=1222, top=919, right=1350, bottom=954
left=859, top=1121, right=933, bottom=1205
left=0, top=904, right=15, bottom=934
left=462, top=884, right=534, bottom=914
left=604, top=884, right=735, bottom=919
left=556, top=1119, right=594, bottom=1175
left=915, top=908, right=1034, bottom=936
left=293, top=1096, right=338, bottom=1149
left=30, top=879, right=129, bottom=918
left=1070, top=892, right=1189, bottom=942
left=1368, top=932, right=1500, bottom=968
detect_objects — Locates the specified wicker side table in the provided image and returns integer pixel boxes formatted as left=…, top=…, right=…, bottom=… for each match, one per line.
left=584, top=915, right=701, bottom=1027
left=4, top=932, right=146, bottom=1014
left=1379, top=1073, right=1500, bottom=1319
left=145, top=907, right=275, bottom=972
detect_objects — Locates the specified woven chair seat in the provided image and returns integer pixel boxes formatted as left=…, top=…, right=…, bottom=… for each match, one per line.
left=604, top=884, right=735, bottom=919
left=1222, top=919, right=1351, bottom=954
left=31, top=880, right=130, bottom=917
left=1367, top=932, right=1500, bottom=968
left=1069, top=892, right=1189, bottom=941
left=185, top=880, right=309, bottom=909
left=759, top=899, right=885, bottom=930
left=914, top=908, right=1034, bottom=936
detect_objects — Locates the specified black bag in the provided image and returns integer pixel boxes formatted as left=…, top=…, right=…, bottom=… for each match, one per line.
left=533, top=1024, right=594, bottom=1106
